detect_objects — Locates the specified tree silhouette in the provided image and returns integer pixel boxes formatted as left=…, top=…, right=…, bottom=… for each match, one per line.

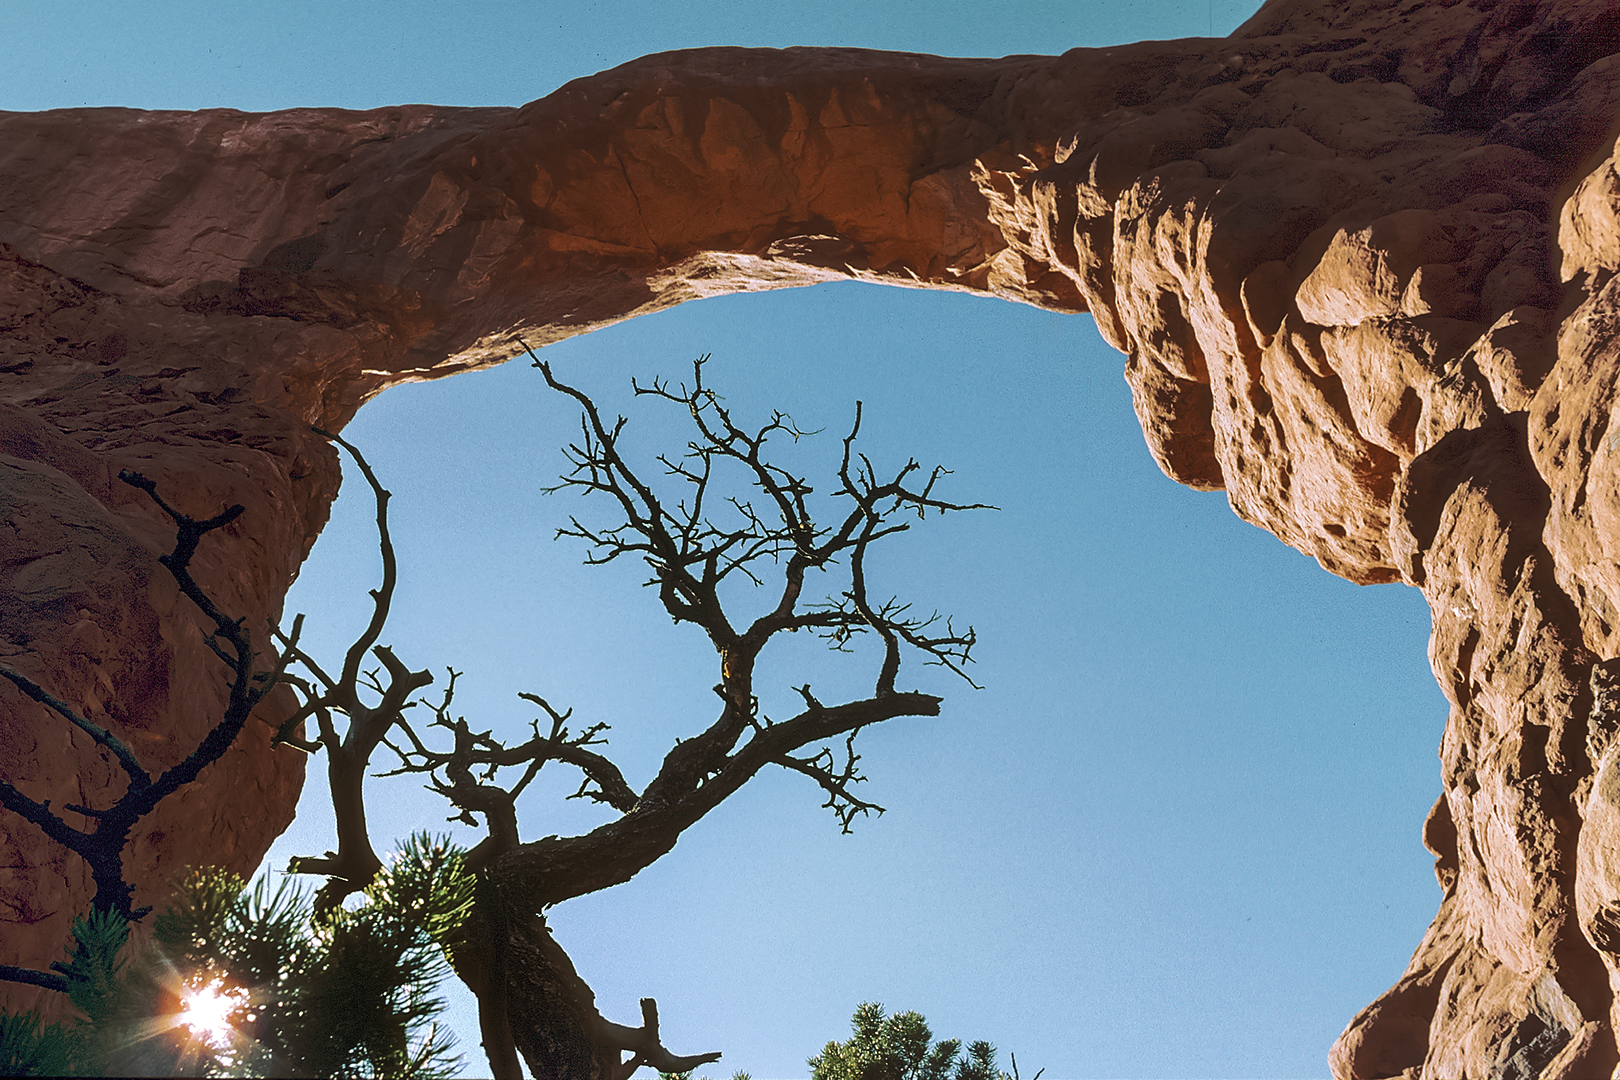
left=809, top=1002, right=1038, bottom=1080
left=0, top=351, right=988, bottom=1079
left=0, top=472, right=299, bottom=950
left=0, top=836, right=472, bottom=1077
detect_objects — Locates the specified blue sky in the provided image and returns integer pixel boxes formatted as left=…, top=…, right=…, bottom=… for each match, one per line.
left=8, top=3, right=1448, bottom=1077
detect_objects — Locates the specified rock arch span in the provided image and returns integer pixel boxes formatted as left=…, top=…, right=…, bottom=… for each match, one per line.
left=2, top=0, right=1620, bottom=1073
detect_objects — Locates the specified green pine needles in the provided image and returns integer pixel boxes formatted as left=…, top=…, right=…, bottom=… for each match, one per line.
left=808, top=1003, right=1039, bottom=1080
left=0, top=832, right=473, bottom=1078
left=0, top=1008, right=79, bottom=1076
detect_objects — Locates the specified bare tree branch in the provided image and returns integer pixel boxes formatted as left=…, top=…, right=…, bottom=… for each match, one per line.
left=267, top=353, right=985, bottom=1077
left=312, top=427, right=405, bottom=706
left=270, top=431, right=433, bottom=913
left=527, top=348, right=982, bottom=829
left=775, top=727, right=885, bottom=833
left=0, top=671, right=151, bottom=793
left=600, top=998, right=723, bottom=1079
left=0, top=472, right=290, bottom=939
left=0, top=964, right=68, bottom=993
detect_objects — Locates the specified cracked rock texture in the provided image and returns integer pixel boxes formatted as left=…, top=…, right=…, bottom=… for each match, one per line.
left=1, top=0, right=1618, bottom=1073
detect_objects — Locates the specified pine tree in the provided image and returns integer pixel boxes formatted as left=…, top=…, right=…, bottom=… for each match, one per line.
left=0, top=832, right=472, bottom=1078
left=808, top=1003, right=1032, bottom=1080
left=2, top=363, right=991, bottom=1077
left=0, top=1008, right=79, bottom=1076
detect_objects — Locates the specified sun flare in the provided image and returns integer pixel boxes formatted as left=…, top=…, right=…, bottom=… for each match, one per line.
left=179, top=977, right=248, bottom=1049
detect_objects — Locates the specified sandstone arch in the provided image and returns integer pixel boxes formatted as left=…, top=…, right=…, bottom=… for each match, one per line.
left=3, top=0, right=1620, bottom=1072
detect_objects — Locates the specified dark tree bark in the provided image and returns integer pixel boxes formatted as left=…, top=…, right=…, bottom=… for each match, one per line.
left=0, top=477, right=314, bottom=1074
left=0, top=474, right=294, bottom=945
left=271, top=354, right=988, bottom=1079
left=0, top=356, right=984, bottom=1079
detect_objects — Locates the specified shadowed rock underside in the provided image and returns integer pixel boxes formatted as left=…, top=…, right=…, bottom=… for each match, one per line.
left=1, top=0, right=1619, bottom=1074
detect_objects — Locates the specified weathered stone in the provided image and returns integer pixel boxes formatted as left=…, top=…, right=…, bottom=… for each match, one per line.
left=1, top=0, right=1619, bottom=1073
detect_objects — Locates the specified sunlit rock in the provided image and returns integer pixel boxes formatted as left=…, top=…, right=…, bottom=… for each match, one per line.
left=2, top=0, right=1620, bottom=1072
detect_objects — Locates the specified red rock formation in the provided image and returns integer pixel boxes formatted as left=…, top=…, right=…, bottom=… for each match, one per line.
left=1, top=0, right=1618, bottom=1072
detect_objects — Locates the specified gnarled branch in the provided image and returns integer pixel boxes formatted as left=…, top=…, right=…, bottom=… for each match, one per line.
left=0, top=473, right=290, bottom=951
left=268, top=356, right=982, bottom=1077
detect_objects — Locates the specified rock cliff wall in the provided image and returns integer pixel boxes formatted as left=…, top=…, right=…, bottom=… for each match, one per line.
left=1, top=0, right=1617, bottom=1073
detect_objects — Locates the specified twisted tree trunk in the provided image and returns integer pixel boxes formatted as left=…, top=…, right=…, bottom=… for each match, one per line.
left=3, top=1, right=1620, bottom=1072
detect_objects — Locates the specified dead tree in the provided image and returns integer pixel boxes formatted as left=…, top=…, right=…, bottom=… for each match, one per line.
left=0, top=475, right=297, bottom=986
left=267, top=427, right=435, bottom=916
left=272, top=352, right=990, bottom=1080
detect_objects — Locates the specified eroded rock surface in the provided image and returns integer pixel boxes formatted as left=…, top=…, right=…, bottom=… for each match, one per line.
left=2, top=0, right=1618, bottom=1072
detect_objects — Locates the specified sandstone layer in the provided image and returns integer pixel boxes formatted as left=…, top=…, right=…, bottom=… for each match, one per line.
left=1, top=0, right=1618, bottom=1073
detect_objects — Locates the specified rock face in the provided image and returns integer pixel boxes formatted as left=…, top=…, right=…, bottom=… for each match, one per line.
left=1, top=0, right=1618, bottom=1072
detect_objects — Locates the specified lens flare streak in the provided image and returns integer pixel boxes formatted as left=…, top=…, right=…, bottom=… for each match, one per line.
left=179, top=977, right=248, bottom=1050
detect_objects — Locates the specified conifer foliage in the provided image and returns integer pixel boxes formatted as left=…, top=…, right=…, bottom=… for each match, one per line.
left=809, top=1003, right=1038, bottom=1080
left=0, top=833, right=472, bottom=1078
left=0, top=355, right=989, bottom=1078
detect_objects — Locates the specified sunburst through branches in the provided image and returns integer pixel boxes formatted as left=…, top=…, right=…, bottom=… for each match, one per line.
left=177, top=975, right=251, bottom=1052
